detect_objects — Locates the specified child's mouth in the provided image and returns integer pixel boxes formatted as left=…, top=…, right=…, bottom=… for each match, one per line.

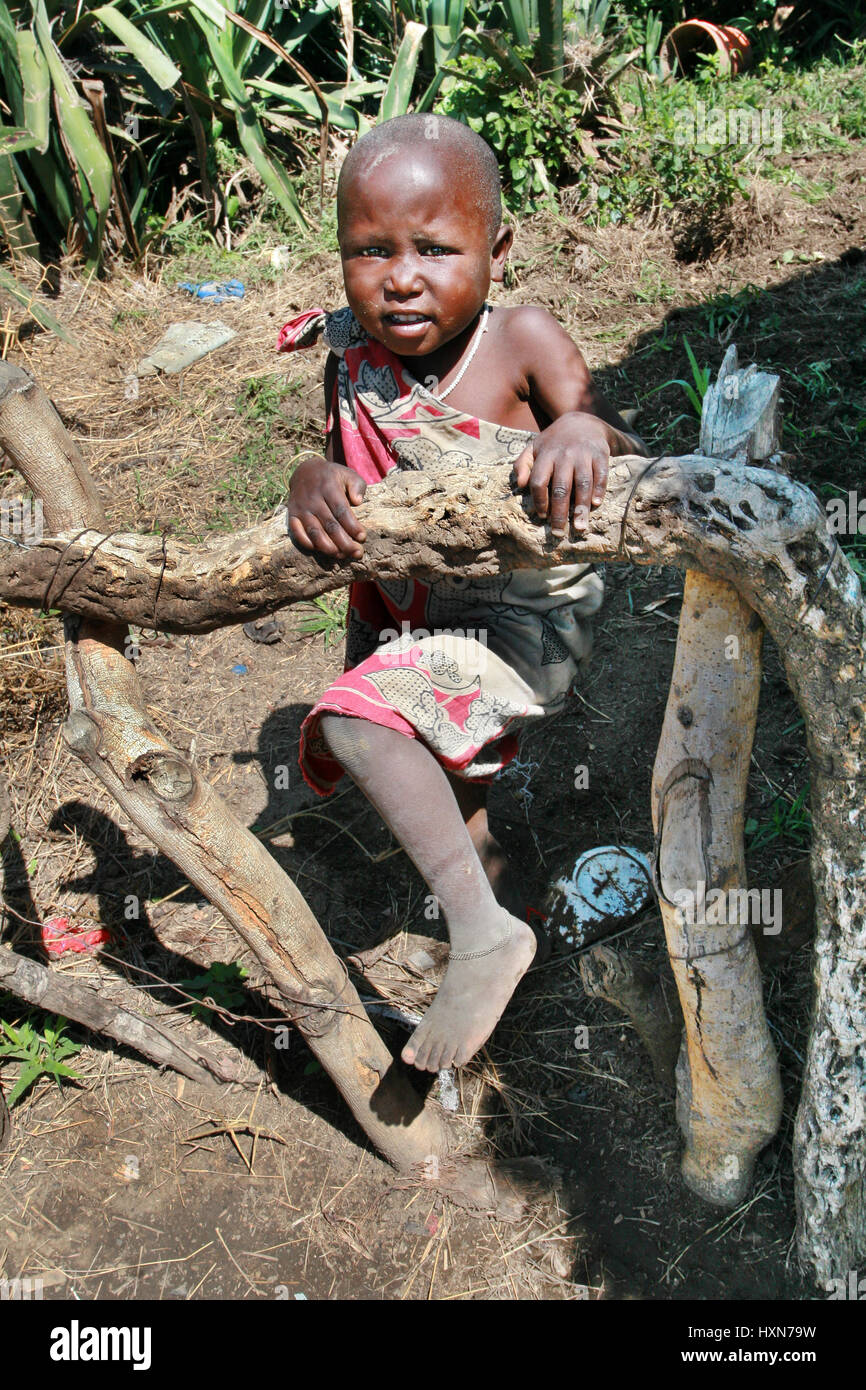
left=383, top=313, right=432, bottom=338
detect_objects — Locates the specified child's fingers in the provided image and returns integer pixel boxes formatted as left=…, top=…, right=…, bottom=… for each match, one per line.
left=572, top=461, right=593, bottom=532
left=319, top=494, right=366, bottom=555
left=548, top=458, right=577, bottom=537
left=528, top=454, right=554, bottom=519
left=322, top=483, right=365, bottom=549
left=591, top=451, right=610, bottom=508
left=513, top=443, right=536, bottom=490
left=345, top=473, right=367, bottom=507
left=329, top=495, right=367, bottom=543
left=336, top=511, right=367, bottom=545
left=290, top=509, right=345, bottom=558
left=289, top=513, right=328, bottom=554
left=319, top=510, right=365, bottom=557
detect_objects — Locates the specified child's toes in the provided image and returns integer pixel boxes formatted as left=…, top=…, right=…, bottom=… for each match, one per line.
left=409, top=1030, right=433, bottom=1071
left=454, top=1036, right=482, bottom=1069
left=430, top=1041, right=452, bottom=1074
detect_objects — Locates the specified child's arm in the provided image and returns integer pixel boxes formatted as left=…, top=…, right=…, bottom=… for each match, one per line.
left=510, top=308, right=649, bottom=538
left=287, top=352, right=368, bottom=559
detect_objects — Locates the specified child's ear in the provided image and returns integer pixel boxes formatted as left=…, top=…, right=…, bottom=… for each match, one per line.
left=490, top=224, right=513, bottom=283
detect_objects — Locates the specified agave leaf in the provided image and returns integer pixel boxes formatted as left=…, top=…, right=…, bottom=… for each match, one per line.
left=430, top=0, right=466, bottom=40
left=338, top=0, right=353, bottom=86
left=0, top=126, right=40, bottom=157
left=251, top=74, right=381, bottom=128
left=0, top=0, right=27, bottom=131
left=228, top=0, right=271, bottom=69
left=90, top=5, right=182, bottom=89
left=414, top=30, right=467, bottom=110
left=26, top=138, right=75, bottom=229
left=496, top=0, right=531, bottom=47
left=32, top=0, right=113, bottom=213
left=538, top=0, right=563, bottom=83
left=188, top=0, right=226, bottom=30
left=473, top=27, right=536, bottom=86
left=15, top=30, right=50, bottom=154
left=279, top=0, right=343, bottom=55
left=0, top=150, right=38, bottom=256
left=195, top=14, right=306, bottom=228
left=380, top=19, right=426, bottom=120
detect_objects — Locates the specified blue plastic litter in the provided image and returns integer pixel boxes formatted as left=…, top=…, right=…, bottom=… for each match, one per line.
left=232, top=663, right=248, bottom=675
left=179, top=278, right=245, bottom=305
left=550, top=845, right=653, bottom=950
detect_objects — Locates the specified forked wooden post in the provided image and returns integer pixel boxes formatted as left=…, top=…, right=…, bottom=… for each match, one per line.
left=651, top=347, right=784, bottom=1203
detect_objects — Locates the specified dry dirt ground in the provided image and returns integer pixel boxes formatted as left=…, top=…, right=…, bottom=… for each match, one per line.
left=0, top=144, right=864, bottom=1301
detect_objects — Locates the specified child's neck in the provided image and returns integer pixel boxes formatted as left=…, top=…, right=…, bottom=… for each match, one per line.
left=394, top=303, right=489, bottom=384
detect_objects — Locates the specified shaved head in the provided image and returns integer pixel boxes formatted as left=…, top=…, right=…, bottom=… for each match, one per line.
left=338, top=113, right=503, bottom=242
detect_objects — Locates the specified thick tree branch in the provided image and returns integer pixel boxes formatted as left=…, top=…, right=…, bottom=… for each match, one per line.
left=0, top=454, right=830, bottom=633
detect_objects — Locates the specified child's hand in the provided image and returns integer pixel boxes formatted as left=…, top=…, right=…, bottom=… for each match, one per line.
left=288, top=457, right=367, bottom=560
left=514, top=412, right=611, bottom=537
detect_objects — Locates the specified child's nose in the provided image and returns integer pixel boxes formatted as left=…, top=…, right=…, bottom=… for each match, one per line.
left=384, top=253, right=423, bottom=296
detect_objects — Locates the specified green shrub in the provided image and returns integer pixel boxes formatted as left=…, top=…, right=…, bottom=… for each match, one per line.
left=603, top=78, right=751, bottom=228
left=437, top=51, right=596, bottom=209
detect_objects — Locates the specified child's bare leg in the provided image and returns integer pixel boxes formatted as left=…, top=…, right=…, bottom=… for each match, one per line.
left=445, top=773, right=522, bottom=915
left=320, top=715, right=536, bottom=1071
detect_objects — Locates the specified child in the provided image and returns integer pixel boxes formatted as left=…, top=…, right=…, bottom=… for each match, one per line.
left=279, top=113, right=647, bottom=1075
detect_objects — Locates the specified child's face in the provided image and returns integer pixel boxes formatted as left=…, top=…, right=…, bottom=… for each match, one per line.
left=338, top=146, right=510, bottom=358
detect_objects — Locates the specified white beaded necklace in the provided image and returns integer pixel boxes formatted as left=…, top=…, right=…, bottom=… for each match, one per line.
left=422, top=303, right=490, bottom=401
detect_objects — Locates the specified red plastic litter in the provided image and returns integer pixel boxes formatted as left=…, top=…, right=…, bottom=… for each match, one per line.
left=41, top=915, right=110, bottom=956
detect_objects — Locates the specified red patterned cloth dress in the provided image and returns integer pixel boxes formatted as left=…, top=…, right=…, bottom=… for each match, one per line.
left=278, top=306, right=604, bottom=795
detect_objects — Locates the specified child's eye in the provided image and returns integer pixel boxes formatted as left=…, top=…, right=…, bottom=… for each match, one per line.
left=358, top=247, right=388, bottom=257
left=422, top=245, right=451, bottom=256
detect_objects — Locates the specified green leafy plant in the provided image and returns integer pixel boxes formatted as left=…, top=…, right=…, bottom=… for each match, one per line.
left=745, top=783, right=812, bottom=853
left=296, top=592, right=349, bottom=647
left=623, top=5, right=665, bottom=79
left=214, top=373, right=305, bottom=522
left=649, top=335, right=711, bottom=420
left=437, top=51, right=596, bottom=207
left=0, top=0, right=378, bottom=276
left=842, top=539, right=866, bottom=584
left=701, top=283, right=758, bottom=341
left=789, top=360, right=838, bottom=401
left=0, top=1014, right=82, bottom=1106
left=389, top=0, right=632, bottom=126
left=595, top=74, right=754, bottom=237
left=174, top=960, right=250, bottom=1021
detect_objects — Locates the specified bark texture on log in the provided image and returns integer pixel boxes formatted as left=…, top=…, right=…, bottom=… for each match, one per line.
left=0, top=450, right=840, bottom=631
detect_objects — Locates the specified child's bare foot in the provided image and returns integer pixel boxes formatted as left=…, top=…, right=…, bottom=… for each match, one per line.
left=401, top=912, right=537, bottom=1071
